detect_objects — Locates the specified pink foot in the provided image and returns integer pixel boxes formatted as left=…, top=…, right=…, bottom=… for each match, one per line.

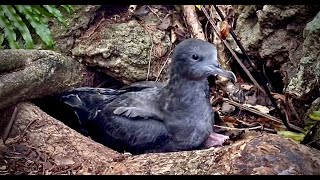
left=204, top=132, right=229, bottom=148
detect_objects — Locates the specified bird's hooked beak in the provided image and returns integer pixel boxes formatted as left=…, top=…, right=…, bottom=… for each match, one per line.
left=206, top=64, right=237, bottom=83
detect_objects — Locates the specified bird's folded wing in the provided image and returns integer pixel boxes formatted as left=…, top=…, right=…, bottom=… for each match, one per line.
left=96, top=113, right=171, bottom=154
left=121, top=81, right=166, bottom=91
left=111, top=87, right=164, bottom=121
left=113, top=106, right=163, bottom=120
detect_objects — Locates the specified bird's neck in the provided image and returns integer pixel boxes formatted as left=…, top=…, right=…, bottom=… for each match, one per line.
left=157, top=74, right=213, bottom=149
left=160, top=73, right=209, bottom=100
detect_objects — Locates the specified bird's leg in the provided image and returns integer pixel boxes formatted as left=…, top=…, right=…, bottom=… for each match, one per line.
left=204, top=132, right=229, bottom=148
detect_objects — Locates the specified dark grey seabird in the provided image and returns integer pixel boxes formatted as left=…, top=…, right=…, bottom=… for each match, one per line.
left=60, top=38, right=236, bottom=155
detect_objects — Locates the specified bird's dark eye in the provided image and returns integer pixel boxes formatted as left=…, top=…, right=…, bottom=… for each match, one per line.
left=192, top=54, right=199, bottom=60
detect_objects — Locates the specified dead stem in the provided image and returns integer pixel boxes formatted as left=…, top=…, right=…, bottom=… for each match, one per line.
left=2, top=105, right=20, bottom=144
left=146, top=31, right=154, bottom=81
left=155, top=48, right=174, bottom=82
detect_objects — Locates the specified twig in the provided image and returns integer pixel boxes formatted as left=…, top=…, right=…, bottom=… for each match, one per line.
left=201, top=5, right=302, bottom=133
left=146, top=32, right=154, bottom=81
left=213, top=5, right=266, bottom=83
left=200, top=6, right=264, bottom=93
left=2, top=105, right=20, bottom=144
left=307, top=138, right=320, bottom=145
left=147, top=6, right=162, bottom=22
left=53, top=164, right=81, bottom=175
left=288, top=96, right=302, bottom=124
left=156, top=48, right=174, bottom=81
left=214, top=125, right=263, bottom=131
left=5, top=118, right=38, bottom=145
left=80, top=13, right=105, bottom=40
left=222, top=98, right=303, bottom=132
left=302, top=121, right=320, bottom=144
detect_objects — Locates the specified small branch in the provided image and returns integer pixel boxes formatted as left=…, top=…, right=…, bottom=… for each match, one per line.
left=156, top=48, right=174, bottom=82
left=200, top=6, right=264, bottom=93
left=214, top=125, right=263, bottom=131
left=147, top=6, right=162, bottom=22
left=201, top=6, right=302, bottom=133
left=2, top=105, right=20, bottom=144
left=53, top=164, right=82, bottom=175
left=146, top=32, right=154, bottom=81
left=182, top=5, right=205, bottom=40
left=5, top=118, right=38, bottom=145
left=222, top=98, right=303, bottom=132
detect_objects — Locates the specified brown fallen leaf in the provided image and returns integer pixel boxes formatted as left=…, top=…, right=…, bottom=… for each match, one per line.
left=171, top=29, right=177, bottom=43
left=158, top=14, right=172, bottom=30
left=54, top=156, right=75, bottom=166
left=241, top=83, right=254, bottom=91
left=244, top=104, right=271, bottom=114
left=219, top=20, right=231, bottom=40
left=223, top=116, right=238, bottom=124
left=272, top=93, right=286, bottom=102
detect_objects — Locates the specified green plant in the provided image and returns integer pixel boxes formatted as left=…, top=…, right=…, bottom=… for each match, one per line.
left=0, top=5, right=74, bottom=49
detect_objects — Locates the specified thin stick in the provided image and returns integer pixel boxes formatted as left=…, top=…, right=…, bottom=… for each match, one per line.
left=5, top=118, right=38, bottom=145
left=214, top=125, right=263, bottom=131
left=147, top=6, right=162, bottom=22
left=201, top=5, right=302, bottom=133
left=2, top=105, right=20, bottom=144
left=156, top=48, right=174, bottom=81
left=146, top=32, right=154, bottom=81
left=200, top=6, right=264, bottom=93
left=53, top=164, right=82, bottom=175
left=222, top=98, right=303, bottom=132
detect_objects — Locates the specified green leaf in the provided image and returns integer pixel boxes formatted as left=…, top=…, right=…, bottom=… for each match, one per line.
left=27, top=6, right=48, bottom=25
left=43, top=5, right=66, bottom=25
left=309, top=111, right=320, bottom=121
left=61, top=5, right=75, bottom=14
left=15, top=5, right=54, bottom=48
left=0, top=7, right=20, bottom=49
left=1, top=5, right=33, bottom=49
left=32, top=5, right=54, bottom=18
left=0, top=30, right=4, bottom=48
left=277, top=130, right=306, bottom=142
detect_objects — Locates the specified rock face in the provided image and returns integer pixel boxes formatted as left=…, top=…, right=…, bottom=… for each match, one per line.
left=71, top=6, right=171, bottom=83
left=234, top=5, right=319, bottom=98
left=33, top=5, right=173, bottom=84
left=41, top=5, right=101, bottom=55
left=71, top=19, right=171, bottom=83
left=287, top=12, right=320, bottom=99
left=234, top=5, right=320, bottom=150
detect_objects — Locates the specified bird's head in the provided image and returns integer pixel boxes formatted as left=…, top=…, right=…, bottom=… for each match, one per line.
left=170, top=38, right=236, bottom=83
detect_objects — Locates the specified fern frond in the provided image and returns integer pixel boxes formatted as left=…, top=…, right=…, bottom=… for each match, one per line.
left=0, top=7, right=20, bottom=49
left=61, top=5, right=75, bottom=14
left=33, top=5, right=54, bottom=18
left=43, top=5, right=66, bottom=25
left=1, top=5, right=33, bottom=49
left=0, top=5, right=74, bottom=49
left=0, top=30, right=4, bottom=48
left=15, top=5, right=54, bottom=48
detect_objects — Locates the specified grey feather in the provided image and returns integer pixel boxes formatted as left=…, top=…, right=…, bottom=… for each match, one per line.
left=59, top=38, right=234, bottom=154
